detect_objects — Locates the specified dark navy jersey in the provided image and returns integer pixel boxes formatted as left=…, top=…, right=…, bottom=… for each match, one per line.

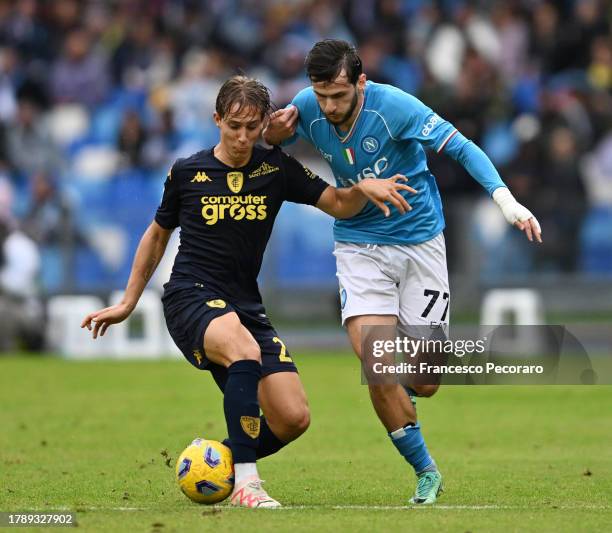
left=155, top=145, right=328, bottom=302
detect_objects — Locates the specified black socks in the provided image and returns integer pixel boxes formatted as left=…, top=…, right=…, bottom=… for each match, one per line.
left=223, top=360, right=262, bottom=463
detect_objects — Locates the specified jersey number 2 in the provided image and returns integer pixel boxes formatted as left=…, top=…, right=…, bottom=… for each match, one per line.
left=272, top=337, right=293, bottom=363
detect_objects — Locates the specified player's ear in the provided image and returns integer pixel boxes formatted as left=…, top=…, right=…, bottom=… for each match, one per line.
left=357, top=73, right=367, bottom=91
left=213, top=112, right=222, bottom=128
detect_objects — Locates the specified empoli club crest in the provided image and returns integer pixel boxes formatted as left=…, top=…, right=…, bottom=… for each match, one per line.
left=240, top=416, right=260, bottom=439
left=227, top=171, right=244, bottom=193
left=206, top=299, right=227, bottom=308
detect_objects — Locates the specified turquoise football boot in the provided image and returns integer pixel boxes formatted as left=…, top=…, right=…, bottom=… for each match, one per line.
left=409, top=470, right=443, bottom=504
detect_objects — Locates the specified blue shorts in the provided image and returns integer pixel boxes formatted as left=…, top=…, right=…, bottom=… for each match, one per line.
left=162, top=281, right=297, bottom=385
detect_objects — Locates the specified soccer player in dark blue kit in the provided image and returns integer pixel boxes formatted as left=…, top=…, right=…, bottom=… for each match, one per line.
left=81, top=76, right=414, bottom=508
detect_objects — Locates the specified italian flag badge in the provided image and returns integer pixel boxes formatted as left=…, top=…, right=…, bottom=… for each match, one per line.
left=343, top=148, right=355, bottom=165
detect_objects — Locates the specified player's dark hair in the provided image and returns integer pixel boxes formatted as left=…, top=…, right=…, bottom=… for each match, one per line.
left=305, top=39, right=363, bottom=85
left=215, top=76, right=272, bottom=119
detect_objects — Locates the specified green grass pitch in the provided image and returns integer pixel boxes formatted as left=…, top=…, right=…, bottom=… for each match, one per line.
left=1, top=353, right=611, bottom=532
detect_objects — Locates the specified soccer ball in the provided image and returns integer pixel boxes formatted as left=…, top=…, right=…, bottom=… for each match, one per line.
left=175, top=438, right=234, bottom=504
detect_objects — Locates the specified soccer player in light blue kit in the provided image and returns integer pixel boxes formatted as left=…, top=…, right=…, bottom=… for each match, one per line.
left=264, top=40, right=542, bottom=505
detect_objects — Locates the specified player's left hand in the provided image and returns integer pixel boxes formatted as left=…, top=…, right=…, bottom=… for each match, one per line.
left=492, top=187, right=542, bottom=243
left=358, top=175, right=418, bottom=217
left=514, top=217, right=542, bottom=243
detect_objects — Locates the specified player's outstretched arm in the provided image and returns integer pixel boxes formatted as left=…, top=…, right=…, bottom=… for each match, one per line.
left=263, top=105, right=298, bottom=145
left=316, top=175, right=417, bottom=219
left=439, top=131, right=542, bottom=243
left=80, top=221, right=173, bottom=339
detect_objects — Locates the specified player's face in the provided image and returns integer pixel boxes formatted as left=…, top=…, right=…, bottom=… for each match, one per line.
left=214, top=104, right=266, bottom=161
left=312, top=71, right=366, bottom=129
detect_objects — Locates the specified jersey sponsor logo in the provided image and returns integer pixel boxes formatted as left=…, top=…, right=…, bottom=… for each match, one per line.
left=356, top=156, right=389, bottom=181
left=422, top=114, right=441, bottom=136
left=227, top=171, right=244, bottom=193
left=318, top=148, right=333, bottom=162
left=248, top=162, right=279, bottom=178
left=206, top=299, right=226, bottom=308
left=362, top=136, right=379, bottom=154
left=336, top=176, right=353, bottom=187
left=191, top=171, right=212, bottom=183
left=240, top=416, right=260, bottom=439
left=201, top=195, right=267, bottom=225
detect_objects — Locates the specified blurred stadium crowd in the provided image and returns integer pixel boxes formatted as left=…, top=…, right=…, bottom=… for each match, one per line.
left=0, top=0, right=610, bottom=311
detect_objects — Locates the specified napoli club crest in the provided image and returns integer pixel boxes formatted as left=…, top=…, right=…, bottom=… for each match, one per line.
left=362, top=136, right=379, bottom=154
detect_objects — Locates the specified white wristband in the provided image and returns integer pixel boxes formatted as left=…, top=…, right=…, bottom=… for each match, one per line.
left=492, top=187, right=515, bottom=209
left=492, top=187, right=539, bottom=231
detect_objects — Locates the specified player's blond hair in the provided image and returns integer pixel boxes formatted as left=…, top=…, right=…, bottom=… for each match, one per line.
left=215, top=76, right=272, bottom=119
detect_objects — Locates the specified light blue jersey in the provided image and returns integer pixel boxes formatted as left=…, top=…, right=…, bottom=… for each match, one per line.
left=288, top=81, right=506, bottom=245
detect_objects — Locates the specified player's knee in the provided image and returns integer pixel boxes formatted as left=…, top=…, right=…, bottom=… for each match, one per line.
left=412, top=384, right=439, bottom=397
left=280, top=404, right=310, bottom=440
left=293, top=405, right=311, bottom=435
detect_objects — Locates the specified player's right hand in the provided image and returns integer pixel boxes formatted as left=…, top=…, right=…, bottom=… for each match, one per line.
left=358, top=174, right=418, bottom=217
left=81, top=303, right=134, bottom=339
left=263, top=105, right=298, bottom=145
